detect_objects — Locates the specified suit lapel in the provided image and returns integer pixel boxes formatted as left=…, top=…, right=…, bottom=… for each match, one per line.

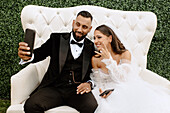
left=82, top=39, right=92, bottom=80
left=59, top=34, right=93, bottom=79
left=59, top=34, right=70, bottom=74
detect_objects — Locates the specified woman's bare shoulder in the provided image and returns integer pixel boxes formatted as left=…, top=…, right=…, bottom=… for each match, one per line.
left=121, top=50, right=131, bottom=61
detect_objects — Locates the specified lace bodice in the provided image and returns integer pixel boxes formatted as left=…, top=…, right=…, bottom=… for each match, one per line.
left=91, top=57, right=138, bottom=90
left=91, top=68, right=116, bottom=90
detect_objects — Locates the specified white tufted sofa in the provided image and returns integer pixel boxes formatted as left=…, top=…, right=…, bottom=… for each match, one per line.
left=7, top=5, right=170, bottom=113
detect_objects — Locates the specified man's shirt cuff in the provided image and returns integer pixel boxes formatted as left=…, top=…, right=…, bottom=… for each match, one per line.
left=19, top=54, right=34, bottom=65
left=87, top=80, right=95, bottom=89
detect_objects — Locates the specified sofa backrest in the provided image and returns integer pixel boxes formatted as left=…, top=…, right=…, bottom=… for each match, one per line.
left=21, top=5, right=157, bottom=77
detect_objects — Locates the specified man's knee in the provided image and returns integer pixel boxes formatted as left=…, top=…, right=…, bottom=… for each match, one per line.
left=24, top=98, right=32, bottom=111
left=88, top=101, right=98, bottom=113
left=80, top=100, right=98, bottom=113
left=89, top=103, right=98, bottom=113
left=24, top=98, right=43, bottom=113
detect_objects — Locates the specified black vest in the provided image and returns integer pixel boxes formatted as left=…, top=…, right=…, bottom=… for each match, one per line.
left=54, top=47, right=83, bottom=87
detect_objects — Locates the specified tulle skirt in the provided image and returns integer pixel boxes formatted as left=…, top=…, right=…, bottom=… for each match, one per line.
left=92, top=77, right=170, bottom=113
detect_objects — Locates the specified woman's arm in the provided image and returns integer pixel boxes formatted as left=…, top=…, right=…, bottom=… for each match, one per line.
left=102, top=51, right=132, bottom=83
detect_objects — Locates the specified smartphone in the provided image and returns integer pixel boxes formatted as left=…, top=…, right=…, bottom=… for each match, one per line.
left=99, top=89, right=114, bottom=96
left=94, top=47, right=101, bottom=58
left=24, top=28, right=36, bottom=57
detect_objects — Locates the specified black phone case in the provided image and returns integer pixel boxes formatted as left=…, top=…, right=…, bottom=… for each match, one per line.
left=24, top=28, right=36, bottom=57
left=99, top=89, right=114, bottom=96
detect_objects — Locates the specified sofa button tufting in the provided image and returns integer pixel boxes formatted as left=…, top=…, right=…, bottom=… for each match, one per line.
left=29, top=20, right=33, bottom=24
left=123, top=15, right=126, bottom=19
left=139, top=15, right=142, bottom=19
left=131, top=26, right=135, bottom=31
left=74, top=11, right=77, bottom=16
left=138, top=40, right=142, bottom=43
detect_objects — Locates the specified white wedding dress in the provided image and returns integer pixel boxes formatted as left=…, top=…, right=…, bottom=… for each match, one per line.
left=91, top=57, right=170, bottom=113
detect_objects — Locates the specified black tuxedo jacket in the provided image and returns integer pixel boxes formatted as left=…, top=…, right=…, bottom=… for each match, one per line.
left=31, top=32, right=95, bottom=93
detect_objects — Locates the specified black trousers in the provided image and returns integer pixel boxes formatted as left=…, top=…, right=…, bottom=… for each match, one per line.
left=24, top=85, right=98, bottom=113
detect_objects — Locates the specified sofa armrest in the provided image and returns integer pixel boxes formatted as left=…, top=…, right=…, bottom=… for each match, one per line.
left=11, top=64, right=39, bottom=105
left=139, top=69, right=170, bottom=94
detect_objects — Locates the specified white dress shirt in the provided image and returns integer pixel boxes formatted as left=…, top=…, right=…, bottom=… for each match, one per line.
left=70, top=33, right=84, bottom=59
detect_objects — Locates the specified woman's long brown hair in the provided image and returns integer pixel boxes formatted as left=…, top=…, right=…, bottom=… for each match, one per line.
left=95, top=25, right=126, bottom=54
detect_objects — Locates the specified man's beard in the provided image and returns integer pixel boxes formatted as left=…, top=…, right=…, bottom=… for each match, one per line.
left=72, top=30, right=87, bottom=42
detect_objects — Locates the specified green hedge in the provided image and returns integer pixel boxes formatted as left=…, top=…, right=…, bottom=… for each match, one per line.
left=0, top=99, right=10, bottom=113
left=0, top=0, right=169, bottom=99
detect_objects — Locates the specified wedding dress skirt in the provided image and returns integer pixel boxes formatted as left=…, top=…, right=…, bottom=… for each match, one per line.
left=91, top=58, right=170, bottom=113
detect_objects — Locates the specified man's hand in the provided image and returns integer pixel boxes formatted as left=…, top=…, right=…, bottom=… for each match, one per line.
left=77, top=82, right=91, bottom=94
left=18, top=42, right=31, bottom=61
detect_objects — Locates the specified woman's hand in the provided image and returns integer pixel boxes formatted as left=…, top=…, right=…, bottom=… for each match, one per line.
left=99, top=88, right=112, bottom=98
left=95, top=42, right=111, bottom=59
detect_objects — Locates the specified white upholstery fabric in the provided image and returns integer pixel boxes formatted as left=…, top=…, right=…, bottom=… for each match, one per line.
left=7, top=5, right=170, bottom=113
left=7, top=104, right=78, bottom=113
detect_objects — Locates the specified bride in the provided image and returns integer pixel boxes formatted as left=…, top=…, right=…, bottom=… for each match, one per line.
left=91, top=24, right=170, bottom=113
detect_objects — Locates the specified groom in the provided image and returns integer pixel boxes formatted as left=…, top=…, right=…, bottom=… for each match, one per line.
left=18, top=11, right=98, bottom=113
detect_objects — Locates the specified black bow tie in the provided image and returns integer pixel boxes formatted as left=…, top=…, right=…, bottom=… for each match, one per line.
left=71, top=40, right=83, bottom=47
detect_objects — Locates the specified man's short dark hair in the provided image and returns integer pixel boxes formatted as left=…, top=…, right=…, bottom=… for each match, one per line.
left=77, top=11, right=93, bottom=21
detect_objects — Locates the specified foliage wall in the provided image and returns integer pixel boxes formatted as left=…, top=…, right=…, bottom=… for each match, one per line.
left=0, top=0, right=169, bottom=99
